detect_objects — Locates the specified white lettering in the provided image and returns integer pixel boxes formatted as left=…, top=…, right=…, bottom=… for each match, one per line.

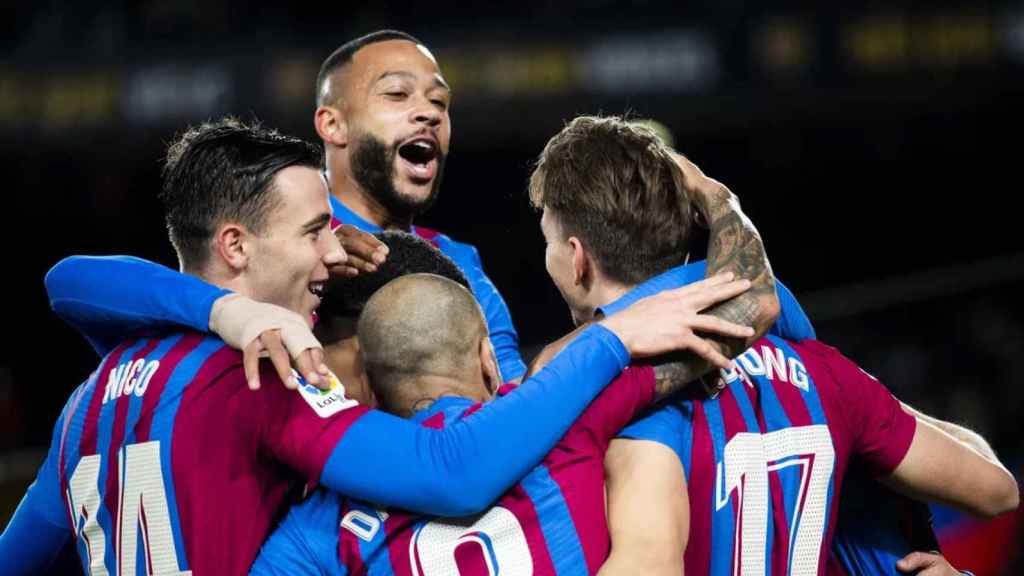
left=134, top=360, right=160, bottom=397
left=762, top=346, right=788, bottom=383
left=341, top=509, right=383, bottom=542
left=789, top=357, right=809, bottom=391
left=737, top=348, right=766, bottom=376
left=103, top=360, right=161, bottom=404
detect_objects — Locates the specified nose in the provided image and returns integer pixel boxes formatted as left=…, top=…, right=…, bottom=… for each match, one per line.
left=322, top=229, right=347, bottom=266
left=413, top=98, right=442, bottom=128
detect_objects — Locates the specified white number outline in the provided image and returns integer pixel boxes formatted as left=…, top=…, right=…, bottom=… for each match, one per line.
left=66, top=440, right=191, bottom=575
left=408, top=506, right=533, bottom=576
left=715, top=425, right=834, bottom=576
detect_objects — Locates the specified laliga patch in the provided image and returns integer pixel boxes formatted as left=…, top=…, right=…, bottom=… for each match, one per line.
left=296, top=369, right=359, bottom=418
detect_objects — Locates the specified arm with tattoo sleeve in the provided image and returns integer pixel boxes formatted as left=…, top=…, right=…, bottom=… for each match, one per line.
left=653, top=155, right=781, bottom=387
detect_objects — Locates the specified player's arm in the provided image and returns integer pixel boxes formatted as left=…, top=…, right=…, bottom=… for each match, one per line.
left=600, top=438, right=688, bottom=576
left=447, top=242, right=527, bottom=382
left=45, top=255, right=230, bottom=355
left=673, top=153, right=781, bottom=358
left=0, top=394, right=78, bottom=574
left=273, top=285, right=749, bottom=517
left=527, top=274, right=756, bottom=386
left=881, top=417, right=1019, bottom=519
left=828, top=346, right=1020, bottom=520
left=901, top=402, right=1006, bottom=467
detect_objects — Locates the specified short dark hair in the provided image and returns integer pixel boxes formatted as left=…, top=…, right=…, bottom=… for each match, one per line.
left=316, top=30, right=423, bottom=106
left=529, top=115, right=693, bottom=286
left=160, top=117, right=323, bottom=271
left=314, top=230, right=469, bottom=344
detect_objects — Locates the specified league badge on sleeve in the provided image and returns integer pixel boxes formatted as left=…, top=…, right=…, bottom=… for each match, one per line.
left=296, top=369, right=359, bottom=418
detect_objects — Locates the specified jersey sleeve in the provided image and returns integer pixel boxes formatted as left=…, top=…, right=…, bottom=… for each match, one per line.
left=806, top=341, right=917, bottom=476
left=0, top=388, right=81, bottom=574
left=317, top=323, right=630, bottom=517
left=247, top=369, right=372, bottom=485
left=616, top=401, right=695, bottom=474
left=441, top=240, right=527, bottom=381
left=250, top=489, right=347, bottom=576
left=45, top=255, right=229, bottom=356
left=569, top=365, right=657, bottom=451
left=769, top=279, right=816, bottom=341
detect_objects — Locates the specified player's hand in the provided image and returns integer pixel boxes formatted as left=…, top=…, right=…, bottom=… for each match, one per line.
left=598, top=273, right=755, bottom=369
left=329, top=224, right=388, bottom=277
left=209, top=294, right=330, bottom=391
left=896, top=551, right=962, bottom=575
left=670, top=151, right=732, bottom=225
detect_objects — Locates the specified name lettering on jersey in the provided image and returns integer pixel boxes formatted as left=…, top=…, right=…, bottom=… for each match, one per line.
left=296, top=370, right=359, bottom=418
left=103, top=359, right=160, bottom=404
left=340, top=508, right=389, bottom=542
left=722, top=344, right=809, bottom=392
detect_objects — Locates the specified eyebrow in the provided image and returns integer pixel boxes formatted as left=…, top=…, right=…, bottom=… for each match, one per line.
left=301, top=213, right=332, bottom=234
left=373, top=70, right=450, bottom=92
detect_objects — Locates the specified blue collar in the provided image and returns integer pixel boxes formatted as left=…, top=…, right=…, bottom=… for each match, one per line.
left=409, top=395, right=476, bottom=425
left=328, top=194, right=383, bottom=233
left=596, top=261, right=707, bottom=317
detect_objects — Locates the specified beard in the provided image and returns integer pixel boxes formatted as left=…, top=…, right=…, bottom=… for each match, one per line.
left=350, top=133, right=446, bottom=221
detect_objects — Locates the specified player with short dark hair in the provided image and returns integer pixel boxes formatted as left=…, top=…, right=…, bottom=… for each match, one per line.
left=314, top=230, right=470, bottom=405
left=44, top=29, right=527, bottom=384
left=251, top=272, right=756, bottom=575
left=0, top=118, right=745, bottom=574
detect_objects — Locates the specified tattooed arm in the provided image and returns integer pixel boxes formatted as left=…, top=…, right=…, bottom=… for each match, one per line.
left=639, top=155, right=781, bottom=397
left=676, top=153, right=779, bottom=349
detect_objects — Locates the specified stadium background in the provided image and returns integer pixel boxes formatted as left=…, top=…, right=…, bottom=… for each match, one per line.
left=3, top=2, right=1022, bottom=573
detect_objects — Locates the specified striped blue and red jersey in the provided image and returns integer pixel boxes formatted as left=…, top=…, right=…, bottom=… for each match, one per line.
left=328, top=195, right=527, bottom=382
left=251, top=365, right=657, bottom=576
left=52, top=332, right=369, bottom=574
left=4, top=322, right=641, bottom=575
left=619, top=336, right=917, bottom=576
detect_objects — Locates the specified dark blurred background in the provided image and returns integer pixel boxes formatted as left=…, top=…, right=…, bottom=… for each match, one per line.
left=3, top=1, right=1022, bottom=573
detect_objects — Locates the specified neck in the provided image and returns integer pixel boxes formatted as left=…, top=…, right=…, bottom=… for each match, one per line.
left=398, top=374, right=489, bottom=418
left=322, top=338, right=374, bottom=406
left=584, top=279, right=634, bottom=320
left=195, top=264, right=245, bottom=296
left=325, top=157, right=413, bottom=230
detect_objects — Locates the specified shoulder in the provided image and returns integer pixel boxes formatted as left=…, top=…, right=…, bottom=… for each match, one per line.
left=414, top=226, right=481, bottom=261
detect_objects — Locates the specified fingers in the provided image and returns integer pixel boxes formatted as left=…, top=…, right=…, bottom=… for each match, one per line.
left=674, top=272, right=735, bottom=295
left=682, top=333, right=734, bottom=371
left=261, top=330, right=297, bottom=389
left=293, top=350, right=323, bottom=389
left=332, top=253, right=378, bottom=275
left=243, top=338, right=264, bottom=390
left=335, top=224, right=388, bottom=274
left=679, top=278, right=752, bottom=312
left=310, top=348, right=329, bottom=376
left=688, top=314, right=756, bottom=339
left=895, top=551, right=939, bottom=573
left=329, top=263, right=363, bottom=277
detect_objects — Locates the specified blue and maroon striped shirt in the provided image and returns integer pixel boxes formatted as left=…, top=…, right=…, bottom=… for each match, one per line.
left=620, top=337, right=917, bottom=576
left=54, top=332, right=368, bottom=574
left=251, top=366, right=657, bottom=576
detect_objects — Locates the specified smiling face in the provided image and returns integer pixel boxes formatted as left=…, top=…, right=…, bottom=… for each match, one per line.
left=245, top=166, right=343, bottom=325
left=341, top=40, right=452, bottom=219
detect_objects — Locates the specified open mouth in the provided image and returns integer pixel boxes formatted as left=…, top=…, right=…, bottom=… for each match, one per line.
left=308, top=282, right=325, bottom=299
left=397, top=138, right=438, bottom=182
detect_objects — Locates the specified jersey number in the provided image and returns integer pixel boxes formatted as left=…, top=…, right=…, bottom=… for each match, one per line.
left=411, top=507, right=533, bottom=576
left=716, top=425, right=835, bottom=576
left=66, top=440, right=190, bottom=575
